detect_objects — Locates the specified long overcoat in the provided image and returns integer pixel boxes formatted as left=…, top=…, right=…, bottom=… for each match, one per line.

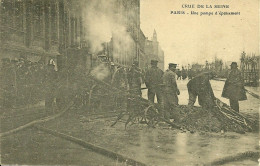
left=163, top=69, right=179, bottom=106
left=222, top=69, right=247, bottom=101
left=144, top=66, right=164, bottom=91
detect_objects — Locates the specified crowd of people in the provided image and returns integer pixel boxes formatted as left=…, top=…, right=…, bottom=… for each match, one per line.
left=1, top=57, right=47, bottom=109
left=176, top=67, right=197, bottom=80
left=142, top=60, right=247, bottom=115
left=114, top=59, right=247, bottom=118
left=1, top=56, right=247, bottom=116
left=0, top=56, right=91, bottom=113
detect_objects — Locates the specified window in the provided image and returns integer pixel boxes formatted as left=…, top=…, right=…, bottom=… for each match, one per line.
left=51, top=1, right=57, bottom=41
left=13, top=0, right=24, bottom=31
left=33, top=1, right=42, bottom=36
left=1, top=0, right=13, bottom=27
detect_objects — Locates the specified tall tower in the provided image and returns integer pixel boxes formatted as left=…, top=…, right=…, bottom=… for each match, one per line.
left=152, top=29, right=157, bottom=41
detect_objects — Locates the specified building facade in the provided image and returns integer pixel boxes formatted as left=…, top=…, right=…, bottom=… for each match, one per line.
left=0, top=0, right=151, bottom=70
left=0, top=0, right=90, bottom=69
left=144, top=30, right=164, bottom=70
left=139, top=29, right=146, bottom=69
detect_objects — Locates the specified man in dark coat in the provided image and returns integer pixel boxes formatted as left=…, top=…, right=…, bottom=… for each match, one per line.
left=127, top=61, right=143, bottom=114
left=127, top=61, right=142, bottom=96
left=163, top=63, right=180, bottom=111
left=145, top=60, right=164, bottom=104
left=222, top=62, right=247, bottom=112
left=187, top=72, right=216, bottom=109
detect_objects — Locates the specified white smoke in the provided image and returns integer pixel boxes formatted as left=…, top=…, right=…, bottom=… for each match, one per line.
left=90, top=63, right=110, bottom=80
left=81, top=0, right=133, bottom=57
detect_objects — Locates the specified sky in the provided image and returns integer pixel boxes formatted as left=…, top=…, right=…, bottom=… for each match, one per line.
left=140, top=0, right=259, bottom=69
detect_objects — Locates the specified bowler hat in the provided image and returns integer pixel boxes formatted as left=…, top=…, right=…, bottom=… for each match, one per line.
left=230, top=62, right=238, bottom=66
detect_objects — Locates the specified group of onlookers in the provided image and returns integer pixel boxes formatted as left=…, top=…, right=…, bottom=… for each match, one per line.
left=143, top=60, right=247, bottom=115
left=1, top=56, right=247, bottom=115
left=176, top=68, right=198, bottom=80
left=1, top=57, right=47, bottom=109
left=89, top=59, right=247, bottom=115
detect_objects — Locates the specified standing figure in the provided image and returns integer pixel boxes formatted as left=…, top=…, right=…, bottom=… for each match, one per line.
left=163, top=63, right=180, bottom=111
left=222, top=62, right=247, bottom=112
left=181, top=67, right=187, bottom=80
left=127, top=61, right=143, bottom=114
left=127, top=61, right=142, bottom=96
left=112, top=66, right=128, bottom=110
left=176, top=69, right=181, bottom=80
left=44, top=63, right=57, bottom=113
left=144, top=60, right=164, bottom=104
left=110, top=62, right=116, bottom=82
left=188, top=69, right=193, bottom=80
left=187, top=72, right=216, bottom=109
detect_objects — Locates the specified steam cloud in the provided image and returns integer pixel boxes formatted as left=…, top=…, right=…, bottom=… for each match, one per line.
left=90, top=63, right=110, bottom=80
left=81, top=0, right=133, bottom=58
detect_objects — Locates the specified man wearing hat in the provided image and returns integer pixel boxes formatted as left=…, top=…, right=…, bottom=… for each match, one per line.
left=222, top=62, right=247, bottom=112
left=163, top=63, right=180, bottom=113
left=145, top=60, right=164, bottom=104
left=127, top=61, right=143, bottom=114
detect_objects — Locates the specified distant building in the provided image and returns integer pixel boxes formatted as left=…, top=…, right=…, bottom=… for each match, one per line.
left=139, top=29, right=146, bottom=69
left=144, top=30, right=164, bottom=70
left=158, top=46, right=164, bottom=71
left=107, top=0, right=141, bottom=67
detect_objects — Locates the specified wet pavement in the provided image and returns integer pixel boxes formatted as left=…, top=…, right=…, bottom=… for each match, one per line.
left=1, top=127, right=123, bottom=165
left=35, top=107, right=258, bottom=165
left=1, top=79, right=259, bottom=165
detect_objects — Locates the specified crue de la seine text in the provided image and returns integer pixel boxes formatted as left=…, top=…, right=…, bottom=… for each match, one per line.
left=170, top=4, right=240, bottom=16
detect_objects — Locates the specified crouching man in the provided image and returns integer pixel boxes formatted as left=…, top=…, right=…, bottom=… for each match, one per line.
left=187, top=72, right=216, bottom=109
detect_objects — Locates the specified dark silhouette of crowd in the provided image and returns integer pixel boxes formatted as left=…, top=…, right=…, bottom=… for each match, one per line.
left=1, top=57, right=50, bottom=109
left=1, top=55, right=246, bottom=117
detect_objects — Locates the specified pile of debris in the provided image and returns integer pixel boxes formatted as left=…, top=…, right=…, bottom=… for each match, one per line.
left=89, top=78, right=258, bottom=134
left=112, top=97, right=258, bottom=134
left=158, top=99, right=258, bottom=133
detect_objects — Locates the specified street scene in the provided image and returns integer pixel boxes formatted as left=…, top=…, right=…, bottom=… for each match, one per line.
left=0, top=0, right=259, bottom=166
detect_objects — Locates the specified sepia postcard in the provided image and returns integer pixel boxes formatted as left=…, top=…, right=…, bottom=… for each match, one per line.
left=0, top=0, right=259, bottom=165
